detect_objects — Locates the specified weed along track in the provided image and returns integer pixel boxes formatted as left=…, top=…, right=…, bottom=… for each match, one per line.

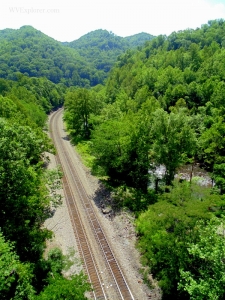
left=49, top=109, right=134, bottom=300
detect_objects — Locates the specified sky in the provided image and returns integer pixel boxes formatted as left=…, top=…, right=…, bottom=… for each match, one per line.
left=1, top=0, right=225, bottom=42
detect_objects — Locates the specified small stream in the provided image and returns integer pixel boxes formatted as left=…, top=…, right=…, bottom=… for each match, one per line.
left=176, top=164, right=213, bottom=187
left=149, top=164, right=213, bottom=188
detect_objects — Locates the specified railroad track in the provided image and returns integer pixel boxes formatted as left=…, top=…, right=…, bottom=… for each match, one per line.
left=49, top=108, right=134, bottom=300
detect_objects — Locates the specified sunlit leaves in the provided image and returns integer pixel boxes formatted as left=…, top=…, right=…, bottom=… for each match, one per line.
left=0, top=119, right=53, bottom=261
left=64, top=88, right=96, bottom=138
left=178, top=217, right=225, bottom=299
left=136, top=181, right=221, bottom=297
left=150, top=109, right=197, bottom=184
left=35, top=273, right=90, bottom=300
left=0, top=233, right=35, bottom=300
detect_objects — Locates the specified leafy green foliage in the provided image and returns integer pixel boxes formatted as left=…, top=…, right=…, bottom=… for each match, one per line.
left=3, top=18, right=225, bottom=300
left=91, top=112, right=150, bottom=191
left=0, top=237, right=90, bottom=300
left=0, top=233, right=35, bottom=300
left=64, top=88, right=96, bottom=138
left=199, top=113, right=225, bottom=167
left=62, top=18, right=225, bottom=300
left=136, top=181, right=223, bottom=298
left=0, top=26, right=101, bottom=87
left=178, top=217, right=225, bottom=299
left=75, top=19, right=225, bottom=193
left=0, top=73, right=65, bottom=130
left=66, top=29, right=154, bottom=82
left=0, top=33, right=96, bottom=297
left=0, top=118, right=52, bottom=262
left=150, top=109, right=197, bottom=185
left=35, top=273, right=90, bottom=300
left=0, top=93, right=90, bottom=299
left=34, top=248, right=90, bottom=300
left=0, top=27, right=154, bottom=87
left=213, top=164, right=225, bottom=194
left=112, top=185, right=157, bottom=213
left=124, top=32, right=155, bottom=47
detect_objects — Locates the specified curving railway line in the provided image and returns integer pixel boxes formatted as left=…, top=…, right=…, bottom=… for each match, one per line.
left=49, top=108, right=134, bottom=300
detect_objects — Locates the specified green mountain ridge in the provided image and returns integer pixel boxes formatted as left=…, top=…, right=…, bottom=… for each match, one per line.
left=124, top=32, right=155, bottom=47
left=67, top=29, right=154, bottom=49
left=65, top=29, right=154, bottom=74
left=0, top=25, right=101, bottom=86
left=0, top=26, right=154, bottom=87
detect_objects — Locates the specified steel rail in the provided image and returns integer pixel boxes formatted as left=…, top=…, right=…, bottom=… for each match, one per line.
left=49, top=108, right=134, bottom=300
left=63, top=140, right=135, bottom=300
left=50, top=109, right=106, bottom=300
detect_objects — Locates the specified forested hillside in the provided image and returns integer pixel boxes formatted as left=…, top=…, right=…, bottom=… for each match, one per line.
left=0, top=25, right=106, bottom=86
left=66, top=29, right=154, bottom=75
left=124, top=32, right=155, bottom=47
left=0, top=26, right=153, bottom=87
left=64, top=19, right=225, bottom=299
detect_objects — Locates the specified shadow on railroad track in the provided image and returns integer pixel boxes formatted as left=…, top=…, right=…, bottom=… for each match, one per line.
left=92, top=183, right=117, bottom=220
left=62, top=136, right=70, bottom=141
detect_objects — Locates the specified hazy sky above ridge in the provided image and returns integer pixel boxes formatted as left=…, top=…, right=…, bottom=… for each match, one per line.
left=1, top=0, right=225, bottom=42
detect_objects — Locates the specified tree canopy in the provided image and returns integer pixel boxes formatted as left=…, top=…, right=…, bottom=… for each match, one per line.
left=64, top=18, right=225, bottom=299
left=0, top=26, right=154, bottom=87
left=0, top=75, right=90, bottom=298
left=3, top=18, right=225, bottom=299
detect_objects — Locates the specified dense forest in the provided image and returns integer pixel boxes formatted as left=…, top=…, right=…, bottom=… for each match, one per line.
left=0, top=26, right=153, bottom=299
left=2, top=19, right=225, bottom=299
left=66, top=29, right=154, bottom=77
left=0, top=75, right=91, bottom=299
left=0, top=26, right=153, bottom=87
left=64, top=19, right=225, bottom=299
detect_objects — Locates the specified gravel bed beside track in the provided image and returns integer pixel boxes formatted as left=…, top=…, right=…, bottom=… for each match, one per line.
left=44, top=112, right=162, bottom=299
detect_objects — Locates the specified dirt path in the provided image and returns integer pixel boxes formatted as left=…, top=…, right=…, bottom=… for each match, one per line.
left=44, top=111, right=161, bottom=299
